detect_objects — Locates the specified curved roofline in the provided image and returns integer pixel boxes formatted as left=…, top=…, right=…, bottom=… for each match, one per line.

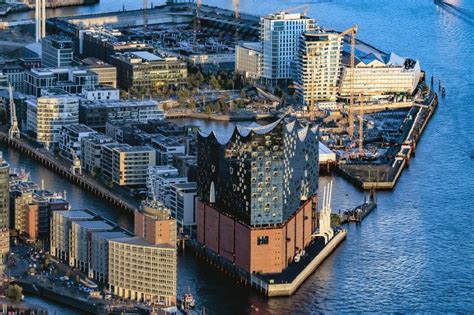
left=198, top=117, right=318, bottom=146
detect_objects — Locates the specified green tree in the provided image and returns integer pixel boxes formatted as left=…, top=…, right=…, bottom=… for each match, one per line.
left=226, top=79, right=235, bottom=90
left=222, top=103, right=229, bottom=115
left=6, top=284, right=23, bottom=302
left=187, top=99, right=196, bottom=111
left=209, top=75, right=220, bottom=90
left=205, top=105, right=212, bottom=114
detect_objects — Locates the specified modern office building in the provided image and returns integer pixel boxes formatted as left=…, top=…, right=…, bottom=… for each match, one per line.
left=196, top=118, right=319, bottom=274
left=58, top=124, right=97, bottom=161
left=27, top=89, right=79, bottom=149
left=235, top=42, right=262, bottom=79
left=79, top=99, right=164, bottom=129
left=0, top=155, right=9, bottom=272
left=41, top=35, right=74, bottom=68
left=295, top=32, right=343, bottom=105
left=339, top=52, right=421, bottom=99
left=134, top=199, right=176, bottom=247
left=260, top=11, right=315, bottom=86
left=109, top=51, right=187, bottom=93
left=80, top=133, right=116, bottom=174
left=169, top=182, right=197, bottom=229
left=24, top=67, right=99, bottom=97
left=108, top=237, right=176, bottom=305
left=82, top=57, right=117, bottom=88
left=78, top=27, right=153, bottom=63
left=101, top=143, right=156, bottom=187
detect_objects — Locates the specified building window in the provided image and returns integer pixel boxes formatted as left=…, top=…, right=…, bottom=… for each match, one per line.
left=257, top=236, right=269, bottom=245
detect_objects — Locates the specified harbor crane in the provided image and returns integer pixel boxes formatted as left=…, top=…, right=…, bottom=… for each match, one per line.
left=339, top=24, right=358, bottom=138
left=281, top=4, right=309, bottom=16
left=8, top=85, right=20, bottom=139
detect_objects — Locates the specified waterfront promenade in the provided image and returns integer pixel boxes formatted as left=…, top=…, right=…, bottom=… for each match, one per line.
left=0, top=129, right=138, bottom=212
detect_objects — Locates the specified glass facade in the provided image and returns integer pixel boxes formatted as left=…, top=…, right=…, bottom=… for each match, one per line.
left=197, top=119, right=319, bottom=226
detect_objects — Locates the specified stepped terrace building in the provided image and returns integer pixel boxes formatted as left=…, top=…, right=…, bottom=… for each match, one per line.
left=196, top=118, right=319, bottom=274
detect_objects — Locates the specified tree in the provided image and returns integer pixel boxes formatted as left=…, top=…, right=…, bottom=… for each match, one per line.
left=195, top=71, right=204, bottom=85
left=187, top=99, right=196, bottom=111
left=42, top=253, right=51, bottom=270
left=205, top=105, right=212, bottom=114
left=6, top=284, right=23, bottom=302
left=222, top=103, right=229, bottom=115
left=209, top=75, right=220, bottom=90
left=226, top=79, right=235, bottom=90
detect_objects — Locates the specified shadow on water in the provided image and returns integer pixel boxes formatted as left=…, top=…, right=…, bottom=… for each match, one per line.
left=434, top=0, right=474, bottom=25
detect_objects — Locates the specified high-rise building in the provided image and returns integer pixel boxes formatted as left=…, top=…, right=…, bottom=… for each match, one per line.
left=295, top=32, right=343, bottom=105
left=0, top=154, right=9, bottom=273
left=35, top=0, right=46, bottom=43
left=260, top=11, right=315, bottom=86
left=196, top=119, right=319, bottom=274
left=41, top=36, right=74, bottom=68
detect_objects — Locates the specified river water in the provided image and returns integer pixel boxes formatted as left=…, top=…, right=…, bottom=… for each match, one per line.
left=2, top=0, right=474, bottom=313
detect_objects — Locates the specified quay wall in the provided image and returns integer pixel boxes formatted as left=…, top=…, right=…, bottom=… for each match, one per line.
left=0, top=130, right=137, bottom=213
left=189, top=230, right=347, bottom=297
left=264, top=230, right=347, bottom=297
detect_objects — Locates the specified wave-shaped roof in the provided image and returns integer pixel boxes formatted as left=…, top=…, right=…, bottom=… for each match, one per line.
left=198, top=118, right=318, bottom=145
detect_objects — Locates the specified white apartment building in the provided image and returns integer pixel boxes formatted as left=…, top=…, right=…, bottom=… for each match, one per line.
left=81, top=133, right=116, bottom=174
left=50, top=210, right=94, bottom=262
left=58, top=124, right=97, bottom=161
left=260, top=11, right=315, bottom=85
left=169, top=182, right=197, bottom=228
left=339, top=52, right=421, bottom=98
left=29, top=90, right=79, bottom=149
left=108, top=237, right=176, bottom=305
left=147, top=166, right=187, bottom=206
left=235, top=42, right=262, bottom=79
left=295, top=32, right=343, bottom=105
left=70, top=220, right=114, bottom=271
left=82, top=86, right=120, bottom=101
left=89, top=231, right=130, bottom=283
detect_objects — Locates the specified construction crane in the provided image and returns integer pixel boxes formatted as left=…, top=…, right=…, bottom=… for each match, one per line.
left=339, top=24, right=358, bottom=138
left=281, top=4, right=309, bottom=16
left=358, top=94, right=364, bottom=153
left=144, top=0, right=148, bottom=32
left=8, top=85, right=20, bottom=139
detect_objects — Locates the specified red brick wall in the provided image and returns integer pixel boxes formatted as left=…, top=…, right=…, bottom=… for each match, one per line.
left=234, top=222, right=250, bottom=272
left=25, top=204, right=38, bottom=241
left=250, top=228, right=285, bottom=274
left=219, top=214, right=235, bottom=262
left=134, top=211, right=144, bottom=239
left=196, top=197, right=317, bottom=274
left=204, top=205, right=219, bottom=254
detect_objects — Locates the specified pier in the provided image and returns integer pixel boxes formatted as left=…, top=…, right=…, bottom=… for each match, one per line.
left=338, top=91, right=438, bottom=190
left=0, top=129, right=138, bottom=213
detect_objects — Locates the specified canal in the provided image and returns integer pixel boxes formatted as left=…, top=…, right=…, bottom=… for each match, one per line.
left=2, top=0, right=474, bottom=313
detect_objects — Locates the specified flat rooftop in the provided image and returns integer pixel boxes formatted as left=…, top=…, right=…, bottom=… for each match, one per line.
left=62, top=124, right=97, bottom=134
left=73, top=220, right=114, bottom=230
left=92, top=231, right=132, bottom=240
left=111, top=236, right=174, bottom=249
left=56, top=210, right=95, bottom=220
